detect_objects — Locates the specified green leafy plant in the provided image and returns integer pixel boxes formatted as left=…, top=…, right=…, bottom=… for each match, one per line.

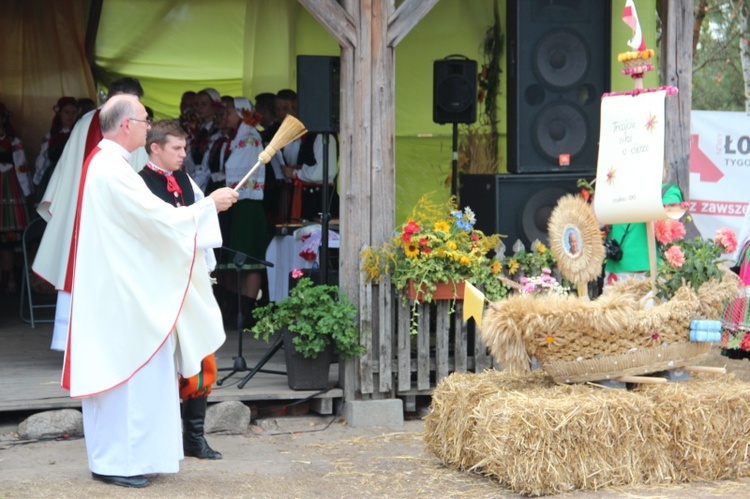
left=249, top=273, right=364, bottom=359
left=653, top=220, right=737, bottom=300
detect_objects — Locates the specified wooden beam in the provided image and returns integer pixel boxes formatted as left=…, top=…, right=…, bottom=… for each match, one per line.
left=660, top=0, right=693, bottom=199
left=297, top=0, right=357, bottom=48
left=387, top=0, right=439, bottom=47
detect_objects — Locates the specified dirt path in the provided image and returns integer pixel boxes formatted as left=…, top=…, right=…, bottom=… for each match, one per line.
left=3, top=348, right=750, bottom=498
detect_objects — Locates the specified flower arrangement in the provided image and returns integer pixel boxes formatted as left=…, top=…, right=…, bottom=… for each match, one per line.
left=503, top=239, right=562, bottom=280
left=654, top=219, right=737, bottom=300
left=361, top=194, right=508, bottom=316
left=519, top=268, right=569, bottom=296
left=249, top=271, right=364, bottom=359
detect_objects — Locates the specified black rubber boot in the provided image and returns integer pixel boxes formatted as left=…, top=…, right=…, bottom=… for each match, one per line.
left=182, top=397, right=222, bottom=460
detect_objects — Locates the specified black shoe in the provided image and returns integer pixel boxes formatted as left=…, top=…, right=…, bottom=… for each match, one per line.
left=92, top=472, right=149, bottom=488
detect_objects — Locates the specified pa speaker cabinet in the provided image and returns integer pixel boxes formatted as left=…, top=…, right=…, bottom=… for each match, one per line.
left=297, top=55, right=340, bottom=133
left=507, top=0, right=610, bottom=174
left=433, top=58, right=477, bottom=124
left=459, top=173, right=581, bottom=250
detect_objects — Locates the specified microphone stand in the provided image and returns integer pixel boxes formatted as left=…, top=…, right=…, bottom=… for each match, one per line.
left=215, top=247, right=284, bottom=387
left=320, top=133, right=330, bottom=286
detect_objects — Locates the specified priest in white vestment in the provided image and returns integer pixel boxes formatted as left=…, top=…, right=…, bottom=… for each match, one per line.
left=64, top=94, right=237, bottom=488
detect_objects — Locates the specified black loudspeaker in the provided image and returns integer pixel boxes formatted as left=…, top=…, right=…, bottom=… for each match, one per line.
left=507, top=0, right=611, bottom=173
left=297, top=55, right=340, bottom=133
left=459, top=173, right=581, bottom=250
left=433, top=57, right=477, bottom=124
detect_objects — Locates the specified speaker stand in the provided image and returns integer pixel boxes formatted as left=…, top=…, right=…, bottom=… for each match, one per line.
left=451, top=122, right=459, bottom=197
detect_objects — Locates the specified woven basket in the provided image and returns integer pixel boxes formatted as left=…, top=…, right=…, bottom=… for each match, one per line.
left=481, top=272, right=741, bottom=382
left=544, top=342, right=711, bottom=384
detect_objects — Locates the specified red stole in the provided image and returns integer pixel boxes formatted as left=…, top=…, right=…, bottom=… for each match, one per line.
left=62, top=145, right=101, bottom=391
left=63, top=111, right=102, bottom=294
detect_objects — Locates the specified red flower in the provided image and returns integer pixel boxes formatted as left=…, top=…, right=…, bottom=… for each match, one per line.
left=715, top=227, right=738, bottom=254
left=419, top=237, right=428, bottom=247
left=402, top=221, right=420, bottom=243
left=664, top=245, right=685, bottom=268
left=654, top=219, right=686, bottom=244
left=241, top=109, right=263, bottom=127
left=404, top=221, right=420, bottom=235
left=471, top=233, right=479, bottom=241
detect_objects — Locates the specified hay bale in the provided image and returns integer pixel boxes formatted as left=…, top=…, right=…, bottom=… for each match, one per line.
left=640, top=373, right=750, bottom=482
left=424, top=370, right=750, bottom=496
left=424, top=370, right=554, bottom=471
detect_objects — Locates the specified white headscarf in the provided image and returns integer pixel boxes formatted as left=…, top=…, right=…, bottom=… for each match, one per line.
left=201, top=87, right=221, bottom=103
left=233, top=97, right=253, bottom=117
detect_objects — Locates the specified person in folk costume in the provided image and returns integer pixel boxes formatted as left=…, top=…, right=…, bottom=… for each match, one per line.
left=0, top=102, right=31, bottom=295
left=256, top=91, right=290, bottom=228
left=33, top=77, right=149, bottom=352
left=733, top=205, right=750, bottom=286
left=138, top=119, right=223, bottom=460
left=33, top=97, right=79, bottom=203
left=64, top=94, right=236, bottom=488
left=76, top=97, right=96, bottom=119
left=216, top=96, right=269, bottom=328
left=184, top=87, right=221, bottom=188
left=276, top=89, right=339, bottom=222
left=197, top=96, right=234, bottom=196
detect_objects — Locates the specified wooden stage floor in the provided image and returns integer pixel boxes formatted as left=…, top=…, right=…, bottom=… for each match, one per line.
left=0, top=294, right=342, bottom=414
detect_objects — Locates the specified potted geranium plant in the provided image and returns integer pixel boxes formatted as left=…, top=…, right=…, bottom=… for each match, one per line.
left=249, top=270, right=364, bottom=390
left=653, top=219, right=737, bottom=301
left=361, top=194, right=508, bottom=333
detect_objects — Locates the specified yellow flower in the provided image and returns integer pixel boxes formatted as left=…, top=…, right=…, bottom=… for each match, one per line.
left=459, top=255, right=471, bottom=266
left=446, top=241, right=457, bottom=251
left=507, top=258, right=519, bottom=275
left=536, top=242, right=547, bottom=254
left=490, top=260, right=502, bottom=274
left=404, top=243, right=419, bottom=258
left=434, top=221, right=450, bottom=233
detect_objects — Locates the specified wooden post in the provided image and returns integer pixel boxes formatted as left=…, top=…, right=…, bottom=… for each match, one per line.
left=298, top=0, right=439, bottom=402
left=660, top=0, right=693, bottom=199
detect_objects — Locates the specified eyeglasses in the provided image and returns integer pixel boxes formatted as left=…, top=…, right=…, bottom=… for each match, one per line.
left=129, top=117, right=152, bottom=126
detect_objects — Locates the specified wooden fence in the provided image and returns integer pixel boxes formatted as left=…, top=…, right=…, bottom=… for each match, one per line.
left=356, top=275, right=495, bottom=403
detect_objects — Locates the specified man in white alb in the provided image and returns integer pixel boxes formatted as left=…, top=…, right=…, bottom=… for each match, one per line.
left=63, top=94, right=237, bottom=488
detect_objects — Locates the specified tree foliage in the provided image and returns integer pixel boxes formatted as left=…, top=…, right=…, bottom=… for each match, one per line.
left=688, top=0, right=748, bottom=111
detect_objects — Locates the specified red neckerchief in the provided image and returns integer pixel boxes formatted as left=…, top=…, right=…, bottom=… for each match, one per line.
left=148, top=162, right=184, bottom=206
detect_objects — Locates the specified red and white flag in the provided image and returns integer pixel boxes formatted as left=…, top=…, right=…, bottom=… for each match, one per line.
left=622, top=0, right=646, bottom=51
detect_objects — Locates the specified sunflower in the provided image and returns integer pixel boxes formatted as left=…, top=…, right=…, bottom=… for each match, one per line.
left=536, top=242, right=547, bottom=254
left=434, top=221, right=450, bottom=233
left=507, top=258, right=519, bottom=275
left=446, top=241, right=457, bottom=251
left=404, top=243, right=420, bottom=258
left=490, top=260, right=502, bottom=274
left=459, top=255, right=471, bottom=266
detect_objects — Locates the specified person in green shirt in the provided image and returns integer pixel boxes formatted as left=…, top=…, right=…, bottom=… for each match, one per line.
left=604, top=183, right=683, bottom=285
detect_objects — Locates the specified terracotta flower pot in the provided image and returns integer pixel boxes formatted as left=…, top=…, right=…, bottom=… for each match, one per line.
left=406, top=280, right=465, bottom=302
